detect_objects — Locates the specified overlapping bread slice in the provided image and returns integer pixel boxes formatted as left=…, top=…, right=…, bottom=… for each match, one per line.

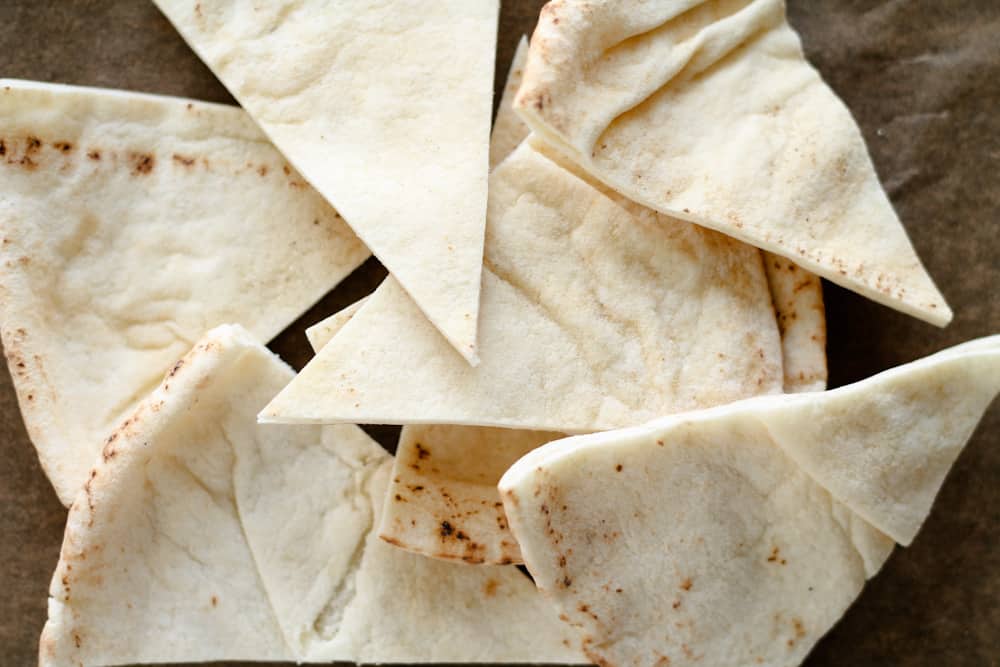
left=263, top=140, right=784, bottom=429
left=515, top=0, right=951, bottom=326
left=153, top=0, right=499, bottom=363
left=40, top=325, right=585, bottom=666
left=499, top=335, right=1000, bottom=667
left=0, top=79, right=368, bottom=505
left=292, top=48, right=826, bottom=564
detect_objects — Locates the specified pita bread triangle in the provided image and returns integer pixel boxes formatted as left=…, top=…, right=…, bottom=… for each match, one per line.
left=0, top=79, right=368, bottom=505
left=152, top=0, right=499, bottom=364
left=40, top=324, right=585, bottom=666
left=304, top=47, right=827, bottom=564
left=262, top=140, right=785, bottom=430
left=499, top=335, right=999, bottom=667
left=515, top=0, right=951, bottom=327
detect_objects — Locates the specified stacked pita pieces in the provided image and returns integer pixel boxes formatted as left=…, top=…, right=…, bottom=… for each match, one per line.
left=0, top=0, right=990, bottom=666
left=0, top=79, right=369, bottom=505
left=515, top=0, right=951, bottom=326
left=152, top=0, right=499, bottom=364
left=40, top=325, right=585, bottom=665
left=500, top=336, right=1000, bottom=667
left=289, top=41, right=828, bottom=566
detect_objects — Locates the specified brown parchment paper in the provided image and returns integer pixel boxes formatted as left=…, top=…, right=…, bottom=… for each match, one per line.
left=0, top=2, right=997, bottom=666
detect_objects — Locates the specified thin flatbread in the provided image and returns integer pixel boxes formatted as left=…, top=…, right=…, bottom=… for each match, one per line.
left=487, top=39, right=830, bottom=395
left=306, top=300, right=557, bottom=566
left=40, top=325, right=585, bottom=666
left=153, top=0, right=499, bottom=363
left=500, top=336, right=1000, bottom=666
left=515, top=0, right=951, bottom=326
left=262, top=142, right=784, bottom=429
left=0, top=79, right=368, bottom=505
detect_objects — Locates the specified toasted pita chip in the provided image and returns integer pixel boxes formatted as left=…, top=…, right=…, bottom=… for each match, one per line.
left=262, top=142, right=783, bottom=429
left=765, top=253, right=827, bottom=392
left=40, top=325, right=585, bottom=666
left=490, top=36, right=531, bottom=169
left=515, top=0, right=951, bottom=326
left=0, top=79, right=368, bottom=505
left=153, top=0, right=498, bottom=363
left=500, top=336, right=1000, bottom=667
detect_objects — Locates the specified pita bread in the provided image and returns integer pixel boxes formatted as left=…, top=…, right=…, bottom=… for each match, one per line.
left=304, top=295, right=370, bottom=352
left=765, top=253, right=828, bottom=392
left=499, top=335, right=1000, bottom=666
left=0, top=79, right=368, bottom=505
left=308, top=73, right=825, bottom=563
left=153, top=0, right=499, bottom=364
left=306, top=298, right=554, bottom=566
left=262, top=141, right=784, bottom=429
left=490, top=36, right=531, bottom=169
left=40, top=324, right=585, bottom=666
left=515, top=0, right=951, bottom=327
left=488, top=37, right=830, bottom=395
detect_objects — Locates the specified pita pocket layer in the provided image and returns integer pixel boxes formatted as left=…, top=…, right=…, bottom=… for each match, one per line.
left=487, top=37, right=829, bottom=397
left=40, top=325, right=585, bottom=666
left=153, top=0, right=499, bottom=364
left=0, top=79, right=368, bottom=505
left=500, top=335, right=1000, bottom=667
left=263, top=141, right=784, bottom=429
left=515, top=0, right=951, bottom=326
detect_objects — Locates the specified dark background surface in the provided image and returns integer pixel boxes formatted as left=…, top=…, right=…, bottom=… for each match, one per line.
left=1, top=1, right=998, bottom=666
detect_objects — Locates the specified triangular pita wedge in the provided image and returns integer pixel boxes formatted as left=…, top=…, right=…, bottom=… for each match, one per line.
left=304, top=295, right=370, bottom=352
left=488, top=39, right=830, bottom=395
left=499, top=335, right=1000, bottom=667
left=515, top=0, right=951, bottom=326
left=263, top=141, right=784, bottom=429
left=308, top=74, right=825, bottom=563
left=41, top=325, right=585, bottom=666
left=490, top=36, right=531, bottom=170
left=153, top=0, right=499, bottom=363
left=0, top=79, right=368, bottom=505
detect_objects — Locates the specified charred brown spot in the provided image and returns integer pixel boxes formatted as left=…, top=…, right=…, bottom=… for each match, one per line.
left=172, top=153, right=195, bottom=167
left=87, top=149, right=101, bottom=161
left=440, top=521, right=454, bottom=537
left=483, top=579, right=499, bottom=597
left=615, top=464, right=623, bottom=472
left=455, top=530, right=469, bottom=541
left=414, top=442, right=431, bottom=459
left=257, top=165, right=268, bottom=176
left=680, top=578, right=693, bottom=591
left=73, top=633, right=82, bottom=648
left=211, top=595, right=218, bottom=607
left=26, top=135, right=42, bottom=152
left=54, top=141, right=74, bottom=152
left=672, top=599, right=682, bottom=609
left=130, top=152, right=155, bottom=175
left=562, top=576, right=572, bottom=588
left=168, top=359, right=184, bottom=377
left=0, top=139, right=6, bottom=156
